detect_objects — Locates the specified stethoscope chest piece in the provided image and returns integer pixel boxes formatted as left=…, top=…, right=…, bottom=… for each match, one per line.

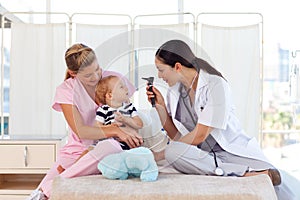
left=215, top=167, right=224, bottom=176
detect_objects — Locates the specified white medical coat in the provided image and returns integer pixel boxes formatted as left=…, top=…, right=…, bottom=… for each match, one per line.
left=166, top=70, right=270, bottom=163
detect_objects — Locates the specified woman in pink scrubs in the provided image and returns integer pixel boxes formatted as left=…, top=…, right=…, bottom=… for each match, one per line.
left=27, top=43, right=143, bottom=200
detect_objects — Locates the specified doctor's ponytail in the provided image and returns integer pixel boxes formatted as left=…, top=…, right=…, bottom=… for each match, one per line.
left=156, top=40, right=225, bottom=80
left=192, top=57, right=225, bottom=79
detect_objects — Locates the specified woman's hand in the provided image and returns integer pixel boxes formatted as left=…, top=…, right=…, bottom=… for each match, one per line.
left=116, top=125, right=143, bottom=148
left=146, top=86, right=165, bottom=107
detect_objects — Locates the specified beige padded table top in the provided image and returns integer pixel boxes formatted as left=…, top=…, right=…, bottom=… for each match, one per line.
left=50, top=173, right=277, bottom=200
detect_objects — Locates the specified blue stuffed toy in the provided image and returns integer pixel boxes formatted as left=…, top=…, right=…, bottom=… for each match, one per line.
left=98, top=147, right=158, bottom=182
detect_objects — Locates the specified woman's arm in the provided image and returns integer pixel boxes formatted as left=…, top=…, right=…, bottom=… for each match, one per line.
left=179, top=79, right=228, bottom=145
left=178, top=123, right=213, bottom=145
left=155, top=104, right=180, bottom=140
left=61, top=104, right=143, bottom=148
left=146, top=86, right=180, bottom=140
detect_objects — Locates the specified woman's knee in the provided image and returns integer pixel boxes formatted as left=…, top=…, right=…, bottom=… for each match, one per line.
left=93, top=139, right=123, bottom=156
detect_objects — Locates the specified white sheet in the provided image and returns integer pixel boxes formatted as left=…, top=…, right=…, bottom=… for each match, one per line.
left=9, top=23, right=67, bottom=136
left=76, top=23, right=131, bottom=77
left=133, top=23, right=192, bottom=110
left=200, top=23, right=261, bottom=139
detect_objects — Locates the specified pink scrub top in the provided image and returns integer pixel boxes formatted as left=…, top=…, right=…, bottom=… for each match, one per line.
left=52, top=71, right=135, bottom=159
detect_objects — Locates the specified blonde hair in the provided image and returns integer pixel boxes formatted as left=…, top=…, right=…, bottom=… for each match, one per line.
left=64, top=43, right=97, bottom=80
left=95, top=75, right=119, bottom=105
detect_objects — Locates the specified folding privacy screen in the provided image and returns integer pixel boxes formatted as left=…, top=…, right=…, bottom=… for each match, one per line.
left=73, top=13, right=132, bottom=77
left=1, top=12, right=263, bottom=140
left=133, top=13, right=195, bottom=110
left=8, top=16, right=68, bottom=136
left=198, top=13, right=262, bottom=140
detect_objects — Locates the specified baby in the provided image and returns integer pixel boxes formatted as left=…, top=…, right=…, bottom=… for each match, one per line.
left=57, top=75, right=143, bottom=174
left=94, top=75, right=143, bottom=149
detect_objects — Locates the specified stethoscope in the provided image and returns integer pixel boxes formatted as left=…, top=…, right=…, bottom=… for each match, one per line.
left=180, top=82, right=225, bottom=176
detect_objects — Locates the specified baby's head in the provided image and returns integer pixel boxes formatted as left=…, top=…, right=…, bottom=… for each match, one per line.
left=95, top=75, right=129, bottom=106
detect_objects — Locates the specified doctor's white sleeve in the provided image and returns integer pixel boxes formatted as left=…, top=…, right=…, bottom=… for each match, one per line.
left=196, top=80, right=231, bottom=130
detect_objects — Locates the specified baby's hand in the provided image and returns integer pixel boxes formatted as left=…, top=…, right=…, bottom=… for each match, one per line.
left=115, top=112, right=125, bottom=123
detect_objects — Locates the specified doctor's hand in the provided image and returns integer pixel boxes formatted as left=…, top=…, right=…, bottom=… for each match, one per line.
left=146, top=86, right=166, bottom=108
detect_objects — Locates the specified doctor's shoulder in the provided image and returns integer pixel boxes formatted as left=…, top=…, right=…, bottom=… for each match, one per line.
left=206, top=73, right=229, bottom=88
left=205, top=73, right=233, bottom=99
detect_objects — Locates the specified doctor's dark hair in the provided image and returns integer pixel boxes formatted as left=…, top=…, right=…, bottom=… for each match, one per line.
left=64, top=43, right=97, bottom=80
left=155, top=40, right=224, bottom=79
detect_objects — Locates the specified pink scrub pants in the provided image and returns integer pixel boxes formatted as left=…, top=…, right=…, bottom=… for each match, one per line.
left=38, top=139, right=122, bottom=198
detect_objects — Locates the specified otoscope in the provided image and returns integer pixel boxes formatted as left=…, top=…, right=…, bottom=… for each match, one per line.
left=142, top=77, right=156, bottom=107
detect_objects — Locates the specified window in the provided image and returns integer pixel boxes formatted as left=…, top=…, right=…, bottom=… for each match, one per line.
left=0, top=15, right=11, bottom=136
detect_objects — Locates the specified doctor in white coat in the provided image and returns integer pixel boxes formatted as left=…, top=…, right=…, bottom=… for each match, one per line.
left=146, top=39, right=297, bottom=200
